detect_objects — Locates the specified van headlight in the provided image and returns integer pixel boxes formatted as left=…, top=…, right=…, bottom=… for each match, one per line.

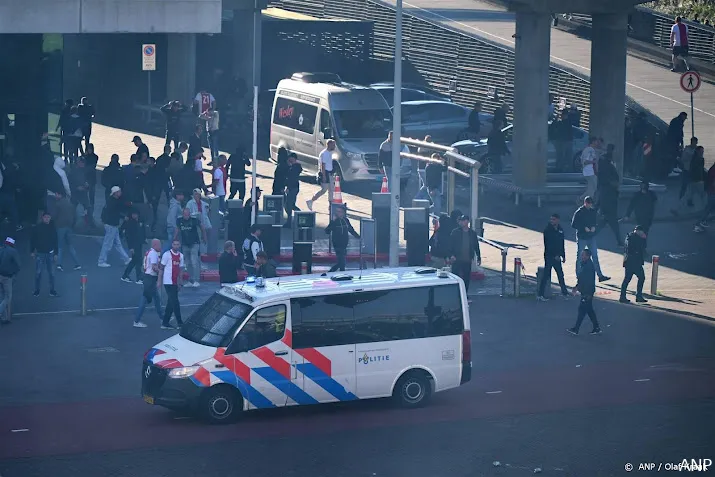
left=168, top=366, right=200, bottom=379
left=345, top=151, right=364, bottom=167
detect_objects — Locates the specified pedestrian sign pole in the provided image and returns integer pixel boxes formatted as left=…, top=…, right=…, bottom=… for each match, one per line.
left=142, top=44, right=156, bottom=122
left=680, top=70, right=701, bottom=137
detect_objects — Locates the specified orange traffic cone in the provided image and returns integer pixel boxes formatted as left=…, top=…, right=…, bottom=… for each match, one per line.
left=332, top=174, right=344, bottom=205
left=380, top=175, right=389, bottom=193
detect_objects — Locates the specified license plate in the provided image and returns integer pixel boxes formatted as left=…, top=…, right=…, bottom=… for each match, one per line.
left=143, top=395, right=155, bottom=405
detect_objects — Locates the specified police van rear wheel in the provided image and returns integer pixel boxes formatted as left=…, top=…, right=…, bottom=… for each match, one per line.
left=200, top=385, right=242, bottom=424
left=393, top=371, right=432, bottom=408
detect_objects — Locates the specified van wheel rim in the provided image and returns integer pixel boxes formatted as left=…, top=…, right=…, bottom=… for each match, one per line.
left=210, top=396, right=231, bottom=417
left=404, top=381, right=423, bottom=402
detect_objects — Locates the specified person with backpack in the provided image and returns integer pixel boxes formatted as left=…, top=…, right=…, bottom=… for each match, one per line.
left=0, top=237, right=21, bottom=324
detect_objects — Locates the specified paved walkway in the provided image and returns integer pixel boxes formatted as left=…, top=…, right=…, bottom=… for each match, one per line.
left=390, top=0, right=715, bottom=162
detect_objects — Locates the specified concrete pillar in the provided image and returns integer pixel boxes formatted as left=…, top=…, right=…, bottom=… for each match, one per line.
left=166, top=34, right=196, bottom=104
left=512, top=11, right=551, bottom=189
left=590, top=13, right=628, bottom=179
left=232, top=6, right=262, bottom=88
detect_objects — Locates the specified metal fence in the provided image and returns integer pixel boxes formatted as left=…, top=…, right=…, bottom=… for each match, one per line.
left=268, top=0, right=664, bottom=133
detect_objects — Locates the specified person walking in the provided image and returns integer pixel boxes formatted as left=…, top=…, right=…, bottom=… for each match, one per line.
left=166, top=189, right=184, bottom=252
left=65, top=106, right=84, bottom=164
left=670, top=16, right=690, bottom=72
left=77, top=97, right=95, bottom=152
left=98, top=186, right=130, bottom=267
left=284, top=152, right=302, bottom=228
left=242, top=224, right=264, bottom=275
left=160, top=100, right=187, bottom=150
left=133, top=238, right=164, bottom=328
left=429, top=212, right=456, bottom=269
left=272, top=147, right=289, bottom=196
left=537, top=213, right=569, bottom=301
left=579, top=136, right=599, bottom=203
left=0, top=237, right=21, bottom=324
left=572, top=196, right=610, bottom=281
left=174, top=207, right=205, bottom=287
left=255, top=251, right=277, bottom=278
left=567, top=249, right=602, bottom=336
left=160, top=239, right=185, bottom=330
left=227, top=146, right=251, bottom=200
left=619, top=225, right=649, bottom=304
left=449, top=215, right=481, bottom=293
left=69, top=156, right=91, bottom=224
left=219, top=240, right=241, bottom=285
left=325, top=205, right=360, bottom=272
left=597, top=144, right=623, bottom=245
left=306, top=139, right=336, bottom=212
left=665, top=113, right=687, bottom=176
left=624, top=182, right=658, bottom=234
left=31, top=211, right=59, bottom=297
left=53, top=191, right=81, bottom=271
left=155, top=146, right=173, bottom=201
left=120, top=208, right=146, bottom=284
left=678, top=137, right=698, bottom=202
left=56, top=99, right=74, bottom=163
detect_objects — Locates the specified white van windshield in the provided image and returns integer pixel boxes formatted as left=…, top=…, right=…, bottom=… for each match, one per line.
left=180, top=294, right=253, bottom=348
left=333, top=109, right=391, bottom=139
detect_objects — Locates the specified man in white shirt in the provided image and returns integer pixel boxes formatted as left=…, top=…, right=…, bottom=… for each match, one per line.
left=194, top=90, right=216, bottom=117
left=160, top=240, right=185, bottom=329
left=212, top=156, right=227, bottom=212
left=133, top=238, right=163, bottom=328
left=580, top=136, right=599, bottom=203
left=306, top=139, right=336, bottom=212
left=670, top=16, right=690, bottom=72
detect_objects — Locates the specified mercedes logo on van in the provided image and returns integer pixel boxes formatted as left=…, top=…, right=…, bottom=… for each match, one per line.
left=145, top=365, right=152, bottom=379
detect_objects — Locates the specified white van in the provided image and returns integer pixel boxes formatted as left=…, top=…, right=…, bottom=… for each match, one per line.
left=270, top=72, right=393, bottom=182
left=141, top=267, right=472, bottom=424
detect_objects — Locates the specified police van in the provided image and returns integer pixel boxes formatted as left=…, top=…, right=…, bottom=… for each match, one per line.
left=141, top=267, right=472, bottom=424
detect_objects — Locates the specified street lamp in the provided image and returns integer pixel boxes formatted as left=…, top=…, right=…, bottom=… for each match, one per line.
left=389, top=0, right=403, bottom=267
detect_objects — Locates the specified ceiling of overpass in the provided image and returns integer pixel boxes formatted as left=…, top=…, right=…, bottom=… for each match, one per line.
left=502, top=0, right=649, bottom=14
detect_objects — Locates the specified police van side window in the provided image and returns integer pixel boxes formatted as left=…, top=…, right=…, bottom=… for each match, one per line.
left=352, top=285, right=463, bottom=343
left=230, top=305, right=287, bottom=353
left=273, top=97, right=318, bottom=135
left=291, top=295, right=354, bottom=348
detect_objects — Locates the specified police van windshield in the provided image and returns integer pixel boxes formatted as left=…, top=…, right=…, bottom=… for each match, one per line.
left=180, top=294, right=253, bottom=347
left=333, top=109, right=391, bottom=139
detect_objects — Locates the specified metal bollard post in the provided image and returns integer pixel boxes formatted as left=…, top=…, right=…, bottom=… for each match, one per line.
left=500, top=248, right=507, bottom=298
left=80, top=274, right=88, bottom=316
left=650, top=255, right=659, bottom=295
left=513, top=257, right=522, bottom=297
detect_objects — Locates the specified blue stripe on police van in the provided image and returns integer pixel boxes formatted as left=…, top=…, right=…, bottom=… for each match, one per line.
left=252, top=366, right=320, bottom=406
left=297, top=363, right=358, bottom=402
left=211, top=370, right=276, bottom=409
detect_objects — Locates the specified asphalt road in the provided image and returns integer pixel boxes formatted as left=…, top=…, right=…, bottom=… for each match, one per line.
left=1, top=293, right=713, bottom=477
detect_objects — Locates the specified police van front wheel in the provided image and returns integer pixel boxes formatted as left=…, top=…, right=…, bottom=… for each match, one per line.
left=200, top=385, right=242, bottom=424
left=393, top=370, right=432, bottom=408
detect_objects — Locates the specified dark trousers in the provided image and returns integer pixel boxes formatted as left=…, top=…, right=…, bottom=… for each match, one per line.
left=679, top=173, right=691, bottom=200
left=82, top=125, right=91, bottom=152
left=122, top=246, right=143, bottom=280
left=150, top=196, right=161, bottom=229
left=165, top=130, right=180, bottom=150
left=65, top=137, right=80, bottom=164
left=162, top=284, right=183, bottom=326
left=538, top=256, right=568, bottom=296
left=452, top=260, right=472, bottom=292
left=228, top=180, right=246, bottom=200
left=620, top=265, right=645, bottom=298
left=285, top=188, right=298, bottom=225
left=34, top=252, right=56, bottom=292
left=574, top=295, right=599, bottom=332
left=329, top=247, right=347, bottom=272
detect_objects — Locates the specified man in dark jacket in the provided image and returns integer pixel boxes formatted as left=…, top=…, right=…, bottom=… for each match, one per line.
left=568, top=248, right=602, bottom=336
left=187, top=124, right=204, bottom=163
left=219, top=240, right=242, bottom=284
left=619, top=225, right=648, bottom=304
left=571, top=196, right=609, bottom=281
left=284, top=152, right=302, bottom=228
left=155, top=145, right=173, bottom=203
left=69, top=156, right=91, bottom=221
left=624, top=181, right=657, bottom=233
left=449, top=215, right=481, bottom=292
left=537, top=213, right=569, bottom=301
left=597, top=144, right=623, bottom=245
left=32, top=211, right=59, bottom=297
left=553, top=110, right=573, bottom=172
left=665, top=112, right=687, bottom=175
left=101, top=154, right=124, bottom=202
left=486, top=120, right=508, bottom=172
left=0, top=237, right=21, bottom=323
left=98, top=186, right=130, bottom=267
left=120, top=208, right=146, bottom=283
left=77, top=97, right=95, bottom=152
left=429, top=212, right=455, bottom=268
left=325, top=205, right=360, bottom=272
left=227, top=146, right=251, bottom=200
left=161, top=100, right=187, bottom=150
left=132, top=136, right=150, bottom=160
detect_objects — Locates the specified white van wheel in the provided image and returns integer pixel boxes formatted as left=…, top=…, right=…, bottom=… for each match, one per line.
left=200, top=385, right=242, bottom=424
left=393, top=371, right=432, bottom=408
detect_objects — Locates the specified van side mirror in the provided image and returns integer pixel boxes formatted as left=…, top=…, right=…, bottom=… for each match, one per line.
left=322, top=128, right=333, bottom=140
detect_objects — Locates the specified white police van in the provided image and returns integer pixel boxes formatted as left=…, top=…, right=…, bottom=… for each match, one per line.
left=141, top=267, right=472, bottom=423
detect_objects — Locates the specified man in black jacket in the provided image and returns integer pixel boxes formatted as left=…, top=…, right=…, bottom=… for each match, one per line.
left=32, top=211, right=59, bottom=297
left=537, top=213, right=569, bottom=301
left=284, top=152, right=302, bottom=228
left=161, top=100, right=187, bottom=150
left=219, top=240, right=241, bottom=285
left=597, top=144, right=623, bottom=245
left=120, top=208, right=146, bottom=284
left=101, top=154, right=124, bottom=202
left=619, top=225, right=648, bottom=304
left=255, top=251, right=277, bottom=278
left=325, top=205, right=360, bottom=272
left=429, top=212, right=455, bottom=269
left=226, top=146, right=251, bottom=200
left=571, top=196, right=610, bottom=282
left=624, top=181, right=657, bottom=234
left=98, top=186, right=131, bottom=267
left=568, top=248, right=602, bottom=336
left=449, top=215, right=481, bottom=292
left=0, top=237, right=21, bottom=323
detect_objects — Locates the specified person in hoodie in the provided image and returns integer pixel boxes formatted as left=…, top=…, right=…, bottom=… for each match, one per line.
left=98, top=186, right=130, bottom=267
left=101, top=154, right=124, bottom=202
left=120, top=208, right=146, bottom=284
left=429, top=212, right=455, bottom=269
left=537, top=213, right=569, bottom=301
left=166, top=189, right=185, bottom=252
left=619, top=225, right=648, bottom=304
left=567, top=248, right=602, bottom=336
left=160, top=100, right=187, bottom=150
left=325, top=205, right=360, bottom=272
left=31, top=211, right=60, bottom=297
left=227, top=146, right=251, bottom=200
left=571, top=196, right=610, bottom=282
left=53, top=191, right=81, bottom=272
left=0, top=237, right=21, bottom=324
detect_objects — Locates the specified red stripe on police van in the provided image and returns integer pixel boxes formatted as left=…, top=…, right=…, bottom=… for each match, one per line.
left=252, top=346, right=291, bottom=380
left=295, top=348, right=332, bottom=377
left=281, top=330, right=293, bottom=348
left=154, top=359, right=184, bottom=369
left=193, top=366, right=212, bottom=387
left=214, top=348, right=252, bottom=385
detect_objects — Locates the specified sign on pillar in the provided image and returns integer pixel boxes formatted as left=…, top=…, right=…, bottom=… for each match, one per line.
left=680, top=70, right=701, bottom=136
left=142, top=44, right=156, bottom=121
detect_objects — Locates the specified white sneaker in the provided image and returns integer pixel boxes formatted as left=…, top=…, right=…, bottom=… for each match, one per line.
left=694, top=225, right=705, bottom=233
left=306, top=199, right=313, bottom=211
left=536, top=296, right=549, bottom=302
left=133, top=321, right=148, bottom=328
left=160, top=325, right=175, bottom=330
left=135, top=279, right=144, bottom=285
left=98, top=262, right=111, bottom=268
left=192, top=281, right=200, bottom=287
left=121, top=277, right=132, bottom=283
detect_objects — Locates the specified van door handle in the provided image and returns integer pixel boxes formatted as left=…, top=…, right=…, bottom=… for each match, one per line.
left=274, top=350, right=289, bottom=356
left=348, top=350, right=354, bottom=353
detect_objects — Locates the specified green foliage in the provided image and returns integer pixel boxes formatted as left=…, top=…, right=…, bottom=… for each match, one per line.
left=645, top=0, right=715, bottom=23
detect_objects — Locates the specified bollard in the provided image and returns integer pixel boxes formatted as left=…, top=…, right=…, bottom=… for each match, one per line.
left=500, top=248, right=507, bottom=298
left=650, top=255, right=659, bottom=295
left=80, top=274, right=88, bottom=316
left=513, top=257, right=522, bottom=297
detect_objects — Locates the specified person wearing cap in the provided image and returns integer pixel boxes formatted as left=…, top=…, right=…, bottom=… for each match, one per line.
left=571, top=196, right=610, bottom=282
left=325, top=205, right=360, bottom=272
left=132, top=136, right=149, bottom=160
left=31, top=211, right=59, bottom=297
left=242, top=224, right=264, bottom=275
left=0, top=237, right=21, bottom=324
left=98, top=186, right=131, bottom=268
left=160, top=100, right=187, bottom=150
left=449, top=215, right=481, bottom=292
left=619, top=225, right=648, bottom=304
